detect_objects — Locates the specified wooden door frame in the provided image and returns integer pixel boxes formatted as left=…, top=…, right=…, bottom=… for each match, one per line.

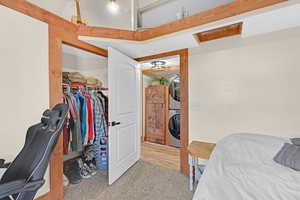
left=136, top=49, right=189, bottom=175
left=38, top=25, right=108, bottom=200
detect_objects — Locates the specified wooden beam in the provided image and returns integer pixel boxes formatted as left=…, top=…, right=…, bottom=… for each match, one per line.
left=77, top=25, right=142, bottom=41
left=140, top=0, right=287, bottom=41
left=195, top=22, right=243, bottom=43
left=48, top=25, right=64, bottom=200
left=142, top=66, right=180, bottom=75
left=136, top=49, right=185, bottom=62
left=179, top=49, right=189, bottom=175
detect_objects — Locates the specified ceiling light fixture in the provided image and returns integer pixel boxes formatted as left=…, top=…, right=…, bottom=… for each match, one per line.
left=151, top=61, right=166, bottom=69
left=108, top=0, right=119, bottom=14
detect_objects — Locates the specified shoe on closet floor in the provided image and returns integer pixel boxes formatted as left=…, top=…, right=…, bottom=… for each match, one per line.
left=64, top=160, right=82, bottom=184
left=85, top=162, right=97, bottom=176
left=77, top=158, right=92, bottom=179
left=63, top=174, right=69, bottom=187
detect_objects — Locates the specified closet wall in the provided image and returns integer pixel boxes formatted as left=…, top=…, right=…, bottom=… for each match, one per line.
left=63, top=51, right=108, bottom=88
left=189, top=28, right=300, bottom=143
left=0, top=6, right=50, bottom=197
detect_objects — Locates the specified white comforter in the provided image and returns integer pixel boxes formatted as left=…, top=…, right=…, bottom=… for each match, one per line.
left=193, top=133, right=300, bottom=200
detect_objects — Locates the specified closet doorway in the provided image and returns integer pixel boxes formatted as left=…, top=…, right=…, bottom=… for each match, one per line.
left=141, top=56, right=181, bottom=170
left=61, top=44, right=110, bottom=196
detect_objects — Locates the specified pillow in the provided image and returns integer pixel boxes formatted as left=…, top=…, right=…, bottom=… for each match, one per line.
left=273, top=143, right=300, bottom=171
left=291, top=138, right=300, bottom=145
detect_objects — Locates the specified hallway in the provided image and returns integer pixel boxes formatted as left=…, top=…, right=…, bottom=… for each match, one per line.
left=141, top=142, right=180, bottom=171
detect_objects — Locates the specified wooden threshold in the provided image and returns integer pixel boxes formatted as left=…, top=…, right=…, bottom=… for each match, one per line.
left=142, top=66, right=180, bottom=75
left=141, top=142, right=180, bottom=171
left=195, top=22, right=243, bottom=43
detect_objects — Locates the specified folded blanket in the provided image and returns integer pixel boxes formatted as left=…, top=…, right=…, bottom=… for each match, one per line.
left=274, top=143, right=300, bottom=171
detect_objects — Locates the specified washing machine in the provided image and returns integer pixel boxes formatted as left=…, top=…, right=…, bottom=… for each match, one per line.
left=168, top=109, right=180, bottom=148
left=169, top=75, right=180, bottom=110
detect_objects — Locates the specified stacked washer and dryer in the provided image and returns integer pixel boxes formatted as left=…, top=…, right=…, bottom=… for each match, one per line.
left=168, top=75, right=181, bottom=148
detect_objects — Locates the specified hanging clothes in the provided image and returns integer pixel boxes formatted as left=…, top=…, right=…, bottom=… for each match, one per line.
left=62, top=83, right=109, bottom=171
left=86, top=95, right=95, bottom=142
left=75, top=92, right=88, bottom=145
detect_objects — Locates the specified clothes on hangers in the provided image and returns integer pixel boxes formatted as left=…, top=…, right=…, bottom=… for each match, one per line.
left=62, top=84, right=109, bottom=170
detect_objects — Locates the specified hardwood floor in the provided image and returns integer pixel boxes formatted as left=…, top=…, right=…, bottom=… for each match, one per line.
left=141, top=142, right=180, bottom=171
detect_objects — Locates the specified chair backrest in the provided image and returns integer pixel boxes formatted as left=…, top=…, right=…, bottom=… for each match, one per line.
left=0, top=104, right=69, bottom=200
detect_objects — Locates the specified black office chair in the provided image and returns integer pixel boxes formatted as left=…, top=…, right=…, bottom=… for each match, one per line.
left=0, top=104, right=69, bottom=200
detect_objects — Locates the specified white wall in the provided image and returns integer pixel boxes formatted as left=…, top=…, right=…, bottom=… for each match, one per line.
left=0, top=6, right=50, bottom=197
left=189, top=28, right=300, bottom=143
left=140, top=0, right=233, bottom=28
left=28, top=0, right=133, bottom=29
left=63, top=52, right=108, bottom=87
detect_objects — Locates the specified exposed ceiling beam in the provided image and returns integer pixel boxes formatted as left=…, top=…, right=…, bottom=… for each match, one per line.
left=0, top=0, right=289, bottom=42
left=77, top=25, right=142, bottom=41
left=78, top=0, right=288, bottom=41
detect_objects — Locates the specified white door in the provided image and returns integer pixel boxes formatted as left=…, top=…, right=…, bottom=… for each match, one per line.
left=108, top=47, right=141, bottom=185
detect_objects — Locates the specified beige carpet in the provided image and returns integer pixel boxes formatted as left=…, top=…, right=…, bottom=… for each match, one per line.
left=64, top=160, right=193, bottom=200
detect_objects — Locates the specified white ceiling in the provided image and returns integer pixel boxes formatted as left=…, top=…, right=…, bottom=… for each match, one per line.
left=140, top=56, right=180, bottom=70
left=79, top=1, right=300, bottom=58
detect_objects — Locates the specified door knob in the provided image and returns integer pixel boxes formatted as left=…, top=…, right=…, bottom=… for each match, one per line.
left=110, top=121, right=121, bottom=127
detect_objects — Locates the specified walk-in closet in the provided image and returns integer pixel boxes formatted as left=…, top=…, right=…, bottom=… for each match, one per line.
left=61, top=44, right=109, bottom=197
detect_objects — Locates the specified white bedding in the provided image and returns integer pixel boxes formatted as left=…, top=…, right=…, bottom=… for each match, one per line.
left=193, top=133, right=300, bottom=200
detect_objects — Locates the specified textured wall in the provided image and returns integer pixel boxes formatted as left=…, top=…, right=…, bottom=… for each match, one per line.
left=0, top=6, right=50, bottom=197
left=189, top=29, right=300, bottom=143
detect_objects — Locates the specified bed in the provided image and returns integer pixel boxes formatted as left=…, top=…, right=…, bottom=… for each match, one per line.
left=193, top=133, right=300, bottom=200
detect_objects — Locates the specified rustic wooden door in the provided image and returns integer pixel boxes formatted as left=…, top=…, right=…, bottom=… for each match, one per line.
left=145, top=85, right=168, bottom=145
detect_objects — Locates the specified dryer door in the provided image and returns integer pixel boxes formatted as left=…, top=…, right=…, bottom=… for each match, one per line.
left=168, top=114, right=180, bottom=140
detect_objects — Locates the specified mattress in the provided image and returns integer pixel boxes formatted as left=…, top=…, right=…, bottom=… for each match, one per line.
left=193, top=133, right=300, bottom=200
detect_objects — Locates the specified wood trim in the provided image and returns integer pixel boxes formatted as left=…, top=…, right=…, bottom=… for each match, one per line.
left=179, top=49, right=189, bottom=175
left=41, top=27, right=107, bottom=200
left=136, top=49, right=189, bottom=175
left=142, top=66, right=180, bottom=75
left=77, top=25, right=142, bottom=41
left=136, top=49, right=186, bottom=62
left=195, top=22, right=243, bottom=43
left=48, top=25, right=64, bottom=200
left=139, top=0, right=287, bottom=41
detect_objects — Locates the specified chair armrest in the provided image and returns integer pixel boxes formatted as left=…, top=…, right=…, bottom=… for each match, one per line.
left=0, top=179, right=45, bottom=199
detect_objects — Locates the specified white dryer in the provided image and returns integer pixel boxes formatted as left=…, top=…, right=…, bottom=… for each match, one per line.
left=169, top=75, right=180, bottom=110
left=168, top=109, right=180, bottom=148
